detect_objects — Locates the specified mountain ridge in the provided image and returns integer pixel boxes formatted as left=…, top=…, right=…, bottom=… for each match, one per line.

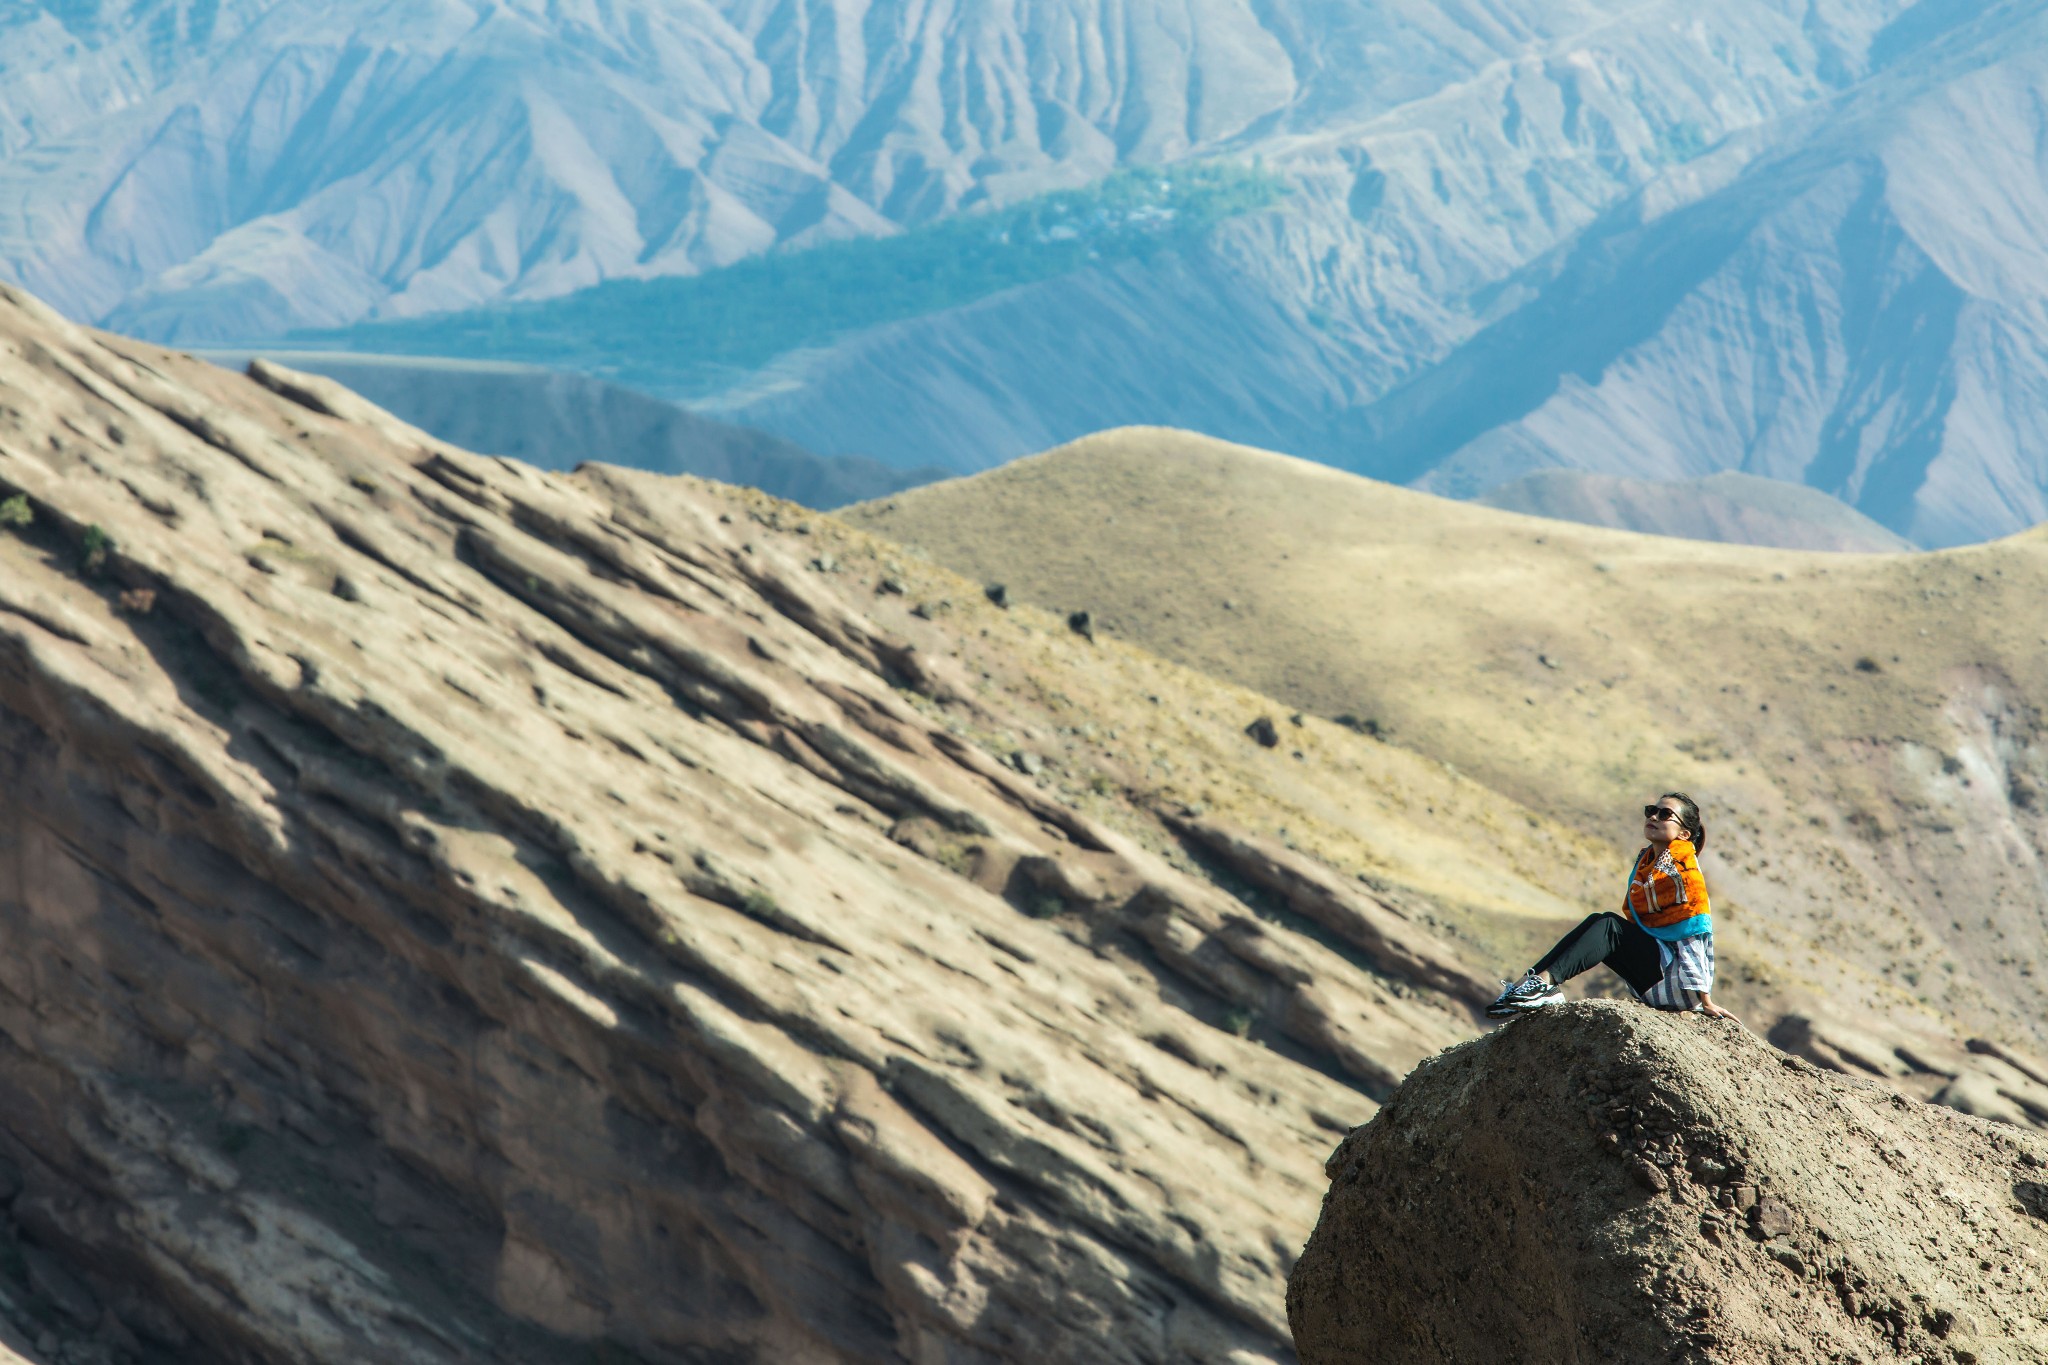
left=0, top=279, right=1589, bottom=1363
left=1475, top=468, right=1918, bottom=552
left=28, top=0, right=2048, bottom=541
left=195, top=350, right=944, bottom=507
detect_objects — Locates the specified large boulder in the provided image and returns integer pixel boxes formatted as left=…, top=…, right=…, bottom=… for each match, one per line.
left=1289, top=1001, right=2048, bottom=1364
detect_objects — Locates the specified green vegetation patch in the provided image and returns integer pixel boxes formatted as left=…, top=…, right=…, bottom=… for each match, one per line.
left=80, top=523, right=112, bottom=575
left=290, top=163, right=1285, bottom=397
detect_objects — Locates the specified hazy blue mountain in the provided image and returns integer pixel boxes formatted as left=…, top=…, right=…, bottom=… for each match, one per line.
left=1, top=0, right=1903, bottom=342
left=1386, top=3, right=2048, bottom=548
left=694, top=0, right=2048, bottom=548
left=17, top=0, right=2048, bottom=544
left=0, top=0, right=1358, bottom=337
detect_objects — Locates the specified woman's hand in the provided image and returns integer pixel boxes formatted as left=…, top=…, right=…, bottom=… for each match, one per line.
left=1698, top=992, right=1740, bottom=1023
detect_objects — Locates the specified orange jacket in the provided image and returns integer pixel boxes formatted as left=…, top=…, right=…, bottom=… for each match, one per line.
left=1625, top=838, right=1712, bottom=939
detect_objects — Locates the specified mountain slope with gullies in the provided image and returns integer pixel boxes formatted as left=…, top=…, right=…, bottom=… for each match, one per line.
left=843, top=426, right=2048, bottom=1124
left=34, top=1, right=2048, bottom=543
left=0, top=283, right=1702, bottom=1361
left=34, top=2, right=2048, bottom=544
left=605, top=0, right=2048, bottom=548
left=1289, top=1002, right=2048, bottom=1365
left=1386, top=0, right=2048, bottom=549
left=0, top=0, right=1892, bottom=346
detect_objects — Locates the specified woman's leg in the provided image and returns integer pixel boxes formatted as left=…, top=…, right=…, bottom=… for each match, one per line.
left=1533, top=912, right=1664, bottom=994
left=1532, top=912, right=1622, bottom=982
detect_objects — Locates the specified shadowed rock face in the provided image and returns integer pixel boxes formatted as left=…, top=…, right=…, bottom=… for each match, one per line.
left=1289, top=1002, right=2048, bottom=1365
left=0, top=284, right=1508, bottom=1362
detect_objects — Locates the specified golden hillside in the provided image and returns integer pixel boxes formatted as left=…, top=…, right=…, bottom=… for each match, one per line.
left=843, top=427, right=2048, bottom=1094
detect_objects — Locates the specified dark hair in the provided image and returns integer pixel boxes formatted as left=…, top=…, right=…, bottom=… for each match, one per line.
left=1660, top=791, right=1706, bottom=851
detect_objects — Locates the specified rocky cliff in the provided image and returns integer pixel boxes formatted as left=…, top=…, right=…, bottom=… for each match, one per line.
left=1290, top=1001, right=2048, bottom=1364
left=0, top=283, right=1551, bottom=1361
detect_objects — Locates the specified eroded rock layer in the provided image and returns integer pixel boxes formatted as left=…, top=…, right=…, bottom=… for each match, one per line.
left=0, top=283, right=1497, bottom=1362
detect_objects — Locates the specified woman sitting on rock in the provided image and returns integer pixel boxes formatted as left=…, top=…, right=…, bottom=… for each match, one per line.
left=1487, top=793, right=1736, bottom=1020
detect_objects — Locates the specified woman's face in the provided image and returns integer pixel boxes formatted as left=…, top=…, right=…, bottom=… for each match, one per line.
left=1643, top=799, right=1687, bottom=845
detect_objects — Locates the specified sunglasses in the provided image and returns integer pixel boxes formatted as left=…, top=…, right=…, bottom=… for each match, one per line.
left=1643, top=805, right=1685, bottom=823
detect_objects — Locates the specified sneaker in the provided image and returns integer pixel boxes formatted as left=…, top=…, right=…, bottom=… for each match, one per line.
left=1485, top=971, right=1562, bottom=1018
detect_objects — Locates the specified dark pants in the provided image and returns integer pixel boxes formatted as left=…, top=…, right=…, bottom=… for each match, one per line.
left=1534, top=912, right=1664, bottom=995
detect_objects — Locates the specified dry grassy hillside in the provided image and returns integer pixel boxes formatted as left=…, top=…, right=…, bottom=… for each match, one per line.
left=844, top=428, right=2048, bottom=1114
left=710, top=488, right=1618, bottom=987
